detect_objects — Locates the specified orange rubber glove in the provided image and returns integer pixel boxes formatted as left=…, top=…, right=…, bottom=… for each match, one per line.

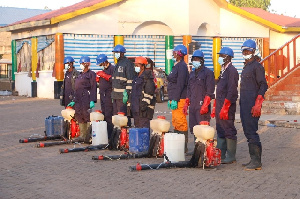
left=200, top=96, right=211, bottom=115
left=251, top=95, right=264, bottom=117
left=182, top=98, right=190, bottom=115
left=219, top=99, right=231, bottom=120
left=210, top=99, right=216, bottom=118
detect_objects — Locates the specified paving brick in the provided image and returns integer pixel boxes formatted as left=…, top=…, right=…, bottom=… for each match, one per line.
left=0, top=96, right=300, bottom=199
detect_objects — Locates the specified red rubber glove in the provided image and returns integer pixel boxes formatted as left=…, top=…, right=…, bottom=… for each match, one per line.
left=219, top=99, right=231, bottom=120
left=200, top=96, right=211, bottom=115
left=182, top=98, right=190, bottom=115
left=210, top=99, right=216, bottom=118
left=251, top=95, right=264, bottom=117
left=97, top=71, right=111, bottom=81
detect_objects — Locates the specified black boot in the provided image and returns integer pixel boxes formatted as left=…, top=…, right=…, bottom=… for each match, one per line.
left=222, top=138, right=237, bottom=164
left=216, top=137, right=226, bottom=161
left=245, top=143, right=262, bottom=171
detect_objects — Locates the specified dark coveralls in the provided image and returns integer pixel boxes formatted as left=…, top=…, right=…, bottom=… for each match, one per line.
left=61, top=68, right=79, bottom=107
left=99, top=63, right=115, bottom=139
left=187, top=66, right=215, bottom=133
left=240, top=60, right=268, bottom=145
left=167, top=59, right=189, bottom=131
left=111, top=57, right=135, bottom=116
left=74, top=70, right=97, bottom=123
left=129, top=70, right=156, bottom=128
left=216, top=63, right=239, bottom=140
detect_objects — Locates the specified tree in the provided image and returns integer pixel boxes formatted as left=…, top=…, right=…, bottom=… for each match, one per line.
left=229, top=0, right=271, bottom=11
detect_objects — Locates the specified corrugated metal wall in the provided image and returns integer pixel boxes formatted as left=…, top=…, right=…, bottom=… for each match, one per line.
left=124, top=35, right=165, bottom=68
left=221, top=37, right=263, bottom=74
left=64, top=34, right=114, bottom=70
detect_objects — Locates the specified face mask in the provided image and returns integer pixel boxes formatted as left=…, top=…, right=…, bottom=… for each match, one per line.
left=218, top=57, right=224, bottom=66
left=135, top=67, right=141, bottom=73
left=64, top=64, right=70, bottom=70
left=115, top=53, right=120, bottom=60
left=243, top=54, right=253, bottom=60
left=192, top=61, right=201, bottom=69
left=80, top=64, right=85, bottom=70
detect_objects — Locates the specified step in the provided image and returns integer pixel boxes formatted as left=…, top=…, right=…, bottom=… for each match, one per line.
left=267, top=95, right=293, bottom=101
left=284, top=84, right=300, bottom=91
left=262, top=101, right=300, bottom=115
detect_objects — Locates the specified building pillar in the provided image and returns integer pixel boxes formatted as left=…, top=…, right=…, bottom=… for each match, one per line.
left=54, top=33, right=64, bottom=99
left=11, top=40, right=17, bottom=81
left=183, top=35, right=192, bottom=64
left=114, top=35, right=124, bottom=64
left=213, top=37, right=221, bottom=80
left=31, top=37, right=37, bottom=97
left=165, top=35, right=174, bottom=75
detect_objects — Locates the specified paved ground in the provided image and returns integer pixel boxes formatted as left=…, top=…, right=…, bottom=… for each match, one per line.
left=0, top=95, right=299, bottom=199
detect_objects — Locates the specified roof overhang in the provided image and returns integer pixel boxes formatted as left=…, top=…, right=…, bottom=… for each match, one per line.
left=0, top=0, right=124, bottom=32
left=214, top=0, right=300, bottom=33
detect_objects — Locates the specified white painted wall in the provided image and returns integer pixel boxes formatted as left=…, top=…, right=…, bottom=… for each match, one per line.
left=219, top=8, right=269, bottom=37
left=269, top=31, right=298, bottom=49
left=14, top=72, right=32, bottom=96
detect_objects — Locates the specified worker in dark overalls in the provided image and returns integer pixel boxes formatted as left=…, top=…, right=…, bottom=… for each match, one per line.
left=211, top=47, right=239, bottom=164
left=95, top=54, right=115, bottom=140
left=240, top=39, right=268, bottom=170
left=183, top=50, right=215, bottom=137
left=167, top=44, right=189, bottom=152
left=60, top=56, right=79, bottom=107
left=128, top=56, right=156, bottom=128
left=68, top=56, right=97, bottom=143
left=111, top=45, right=134, bottom=126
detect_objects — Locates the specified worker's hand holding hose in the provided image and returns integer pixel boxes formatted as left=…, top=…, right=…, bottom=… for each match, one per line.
left=90, top=101, right=95, bottom=109
left=123, top=90, right=128, bottom=104
left=67, top=101, right=75, bottom=107
left=200, top=96, right=211, bottom=115
left=251, top=95, right=264, bottom=117
left=210, top=99, right=216, bottom=118
left=219, top=99, right=231, bottom=120
left=182, top=98, right=190, bottom=115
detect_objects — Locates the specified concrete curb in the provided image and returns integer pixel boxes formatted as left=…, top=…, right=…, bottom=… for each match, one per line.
left=236, top=119, right=300, bottom=129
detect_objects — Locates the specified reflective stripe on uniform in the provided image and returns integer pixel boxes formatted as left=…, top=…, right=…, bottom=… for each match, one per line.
left=116, top=76, right=127, bottom=81
left=126, top=86, right=132, bottom=90
left=113, top=88, right=125, bottom=93
left=142, top=98, right=151, bottom=104
left=127, top=80, right=133, bottom=84
left=148, top=105, right=155, bottom=109
left=142, top=91, right=153, bottom=99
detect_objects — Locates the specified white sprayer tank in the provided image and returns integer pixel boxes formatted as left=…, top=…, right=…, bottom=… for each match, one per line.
left=112, top=112, right=128, bottom=128
left=61, top=106, right=75, bottom=121
left=164, top=133, right=185, bottom=163
left=193, top=121, right=215, bottom=144
left=90, top=110, right=108, bottom=145
left=90, top=110, right=105, bottom=122
left=150, top=116, right=170, bottom=135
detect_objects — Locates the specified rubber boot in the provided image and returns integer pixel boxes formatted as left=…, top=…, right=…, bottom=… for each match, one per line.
left=79, top=123, right=88, bottom=142
left=216, top=137, right=226, bottom=161
left=245, top=143, right=262, bottom=171
left=222, top=138, right=237, bottom=164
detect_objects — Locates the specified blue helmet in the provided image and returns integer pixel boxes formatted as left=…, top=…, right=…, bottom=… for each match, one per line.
left=192, top=50, right=204, bottom=58
left=112, top=44, right=126, bottom=53
left=79, top=56, right=90, bottom=63
left=218, top=47, right=234, bottom=58
left=241, top=39, right=256, bottom=51
left=96, top=54, right=108, bottom=65
left=174, top=44, right=187, bottom=56
left=64, top=56, right=74, bottom=64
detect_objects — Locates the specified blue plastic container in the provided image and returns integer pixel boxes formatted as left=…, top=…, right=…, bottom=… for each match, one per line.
left=129, top=128, right=150, bottom=153
left=45, top=116, right=64, bottom=136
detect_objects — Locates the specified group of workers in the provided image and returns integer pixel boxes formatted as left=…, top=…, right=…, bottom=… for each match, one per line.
left=61, top=39, right=268, bottom=171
